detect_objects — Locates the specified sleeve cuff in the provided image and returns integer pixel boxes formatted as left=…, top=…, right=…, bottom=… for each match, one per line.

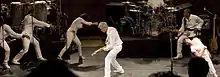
left=103, top=47, right=109, bottom=51
left=103, top=47, right=108, bottom=51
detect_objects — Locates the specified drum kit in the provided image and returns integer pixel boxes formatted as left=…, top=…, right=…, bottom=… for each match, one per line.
left=120, top=0, right=178, bottom=37
left=6, top=0, right=62, bottom=32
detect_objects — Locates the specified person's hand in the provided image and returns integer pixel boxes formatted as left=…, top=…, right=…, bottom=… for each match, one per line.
left=49, top=24, right=56, bottom=30
left=93, top=22, right=99, bottom=25
left=91, top=47, right=104, bottom=56
left=175, top=37, right=179, bottom=39
left=91, top=51, right=97, bottom=56
left=47, top=24, right=52, bottom=28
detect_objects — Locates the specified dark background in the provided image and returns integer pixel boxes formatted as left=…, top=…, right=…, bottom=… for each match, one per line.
left=60, top=0, right=220, bottom=36
left=1, top=0, right=220, bottom=36
left=0, top=0, right=220, bottom=63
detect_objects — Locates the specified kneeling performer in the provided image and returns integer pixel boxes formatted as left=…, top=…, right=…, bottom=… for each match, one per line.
left=184, top=37, right=218, bottom=77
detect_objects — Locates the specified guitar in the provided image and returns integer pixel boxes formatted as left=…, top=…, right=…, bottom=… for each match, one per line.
left=210, top=14, right=218, bottom=53
left=160, top=28, right=200, bottom=38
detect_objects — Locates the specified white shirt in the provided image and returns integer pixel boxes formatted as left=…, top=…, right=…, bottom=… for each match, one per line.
left=190, top=38, right=210, bottom=57
left=103, top=27, right=123, bottom=51
left=179, top=14, right=204, bottom=37
left=67, top=17, right=92, bottom=32
left=21, top=14, right=50, bottom=36
left=0, top=24, right=22, bottom=40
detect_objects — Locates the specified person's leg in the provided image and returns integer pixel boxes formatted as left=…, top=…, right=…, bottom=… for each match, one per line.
left=32, top=37, right=46, bottom=61
left=104, top=52, right=113, bottom=77
left=72, top=35, right=84, bottom=59
left=203, top=55, right=218, bottom=77
left=1, top=40, right=10, bottom=68
left=174, top=35, right=187, bottom=59
left=12, top=37, right=31, bottom=64
left=111, top=45, right=124, bottom=73
left=104, top=45, right=123, bottom=77
left=58, top=31, right=74, bottom=59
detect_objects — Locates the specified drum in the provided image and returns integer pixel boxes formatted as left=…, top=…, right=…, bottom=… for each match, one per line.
left=141, top=6, right=153, bottom=14
left=23, top=1, right=47, bottom=21
left=120, top=16, right=137, bottom=35
left=10, top=2, right=23, bottom=31
left=144, top=14, right=162, bottom=36
left=34, top=1, right=47, bottom=22
left=11, top=1, right=47, bottom=27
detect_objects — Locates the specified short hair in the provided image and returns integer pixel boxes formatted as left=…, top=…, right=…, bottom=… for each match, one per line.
left=188, top=57, right=209, bottom=77
left=80, top=13, right=89, bottom=20
left=98, top=22, right=108, bottom=29
left=184, top=9, right=191, bottom=14
left=27, top=9, right=33, bottom=15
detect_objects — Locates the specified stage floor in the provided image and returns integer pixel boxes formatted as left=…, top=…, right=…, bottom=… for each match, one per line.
left=1, top=47, right=220, bottom=77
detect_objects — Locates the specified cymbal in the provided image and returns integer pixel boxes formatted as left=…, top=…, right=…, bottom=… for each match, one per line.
left=165, top=7, right=175, bottom=10
left=129, top=9, right=142, bottom=12
left=137, top=0, right=147, bottom=4
left=129, top=4, right=137, bottom=7
left=121, top=1, right=134, bottom=4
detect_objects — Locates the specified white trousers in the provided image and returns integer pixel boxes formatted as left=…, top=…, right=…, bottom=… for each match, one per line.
left=177, top=35, right=188, bottom=55
left=58, top=31, right=82, bottom=57
left=202, top=54, right=217, bottom=75
left=13, top=36, right=44, bottom=61
left=105, top=45, right=123, bottom=76
left=0, top=40, right=10, bottom=64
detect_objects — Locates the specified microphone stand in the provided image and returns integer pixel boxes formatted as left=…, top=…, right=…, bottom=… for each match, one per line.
left=167, top=0, right=176, bottom=75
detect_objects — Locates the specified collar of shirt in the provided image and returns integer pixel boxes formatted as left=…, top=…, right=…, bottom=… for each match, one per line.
left=184, top=14, right=193, bottom=21
left=106, top=27, right=111, bottom=35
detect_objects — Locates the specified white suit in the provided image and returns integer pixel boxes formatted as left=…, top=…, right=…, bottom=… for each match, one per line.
left=0, top=24, right=22, bottom=66
left=103, top=27, right=124, bottom=77
left=176, top=14, right=203, bottom=57
left=58, top=17, right=92, bottom=59
left=190, top=38, right=217, bottom=77
left=12, top=14, right=50, bottom=62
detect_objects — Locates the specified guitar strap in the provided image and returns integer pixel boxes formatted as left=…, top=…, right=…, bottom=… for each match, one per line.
left=184, top=18, right=187, bottom=29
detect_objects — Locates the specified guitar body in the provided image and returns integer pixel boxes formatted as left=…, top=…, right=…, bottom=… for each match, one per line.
left=209, top=14, right=218, bottom=53
left=210, top=36, right=218, bottom=53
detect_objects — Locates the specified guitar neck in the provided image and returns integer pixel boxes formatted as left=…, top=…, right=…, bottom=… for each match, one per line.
left=213, top=14, right=216, bottom=38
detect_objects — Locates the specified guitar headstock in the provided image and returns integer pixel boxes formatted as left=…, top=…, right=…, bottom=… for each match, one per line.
left=214, top=14, right=217, bottom=20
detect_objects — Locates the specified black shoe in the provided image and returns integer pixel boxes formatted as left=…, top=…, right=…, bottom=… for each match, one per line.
left=78, top=57, right=84, bottom=64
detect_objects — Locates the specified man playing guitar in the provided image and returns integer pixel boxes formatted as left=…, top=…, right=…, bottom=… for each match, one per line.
left=174, top=9, right=204, bottom=59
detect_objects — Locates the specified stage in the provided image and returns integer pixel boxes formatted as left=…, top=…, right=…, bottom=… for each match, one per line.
left=0, top=36, right=219, bottom=77
left=0, top=35, right=208, bottom=63
left=0, top=47, right=220, bottom=77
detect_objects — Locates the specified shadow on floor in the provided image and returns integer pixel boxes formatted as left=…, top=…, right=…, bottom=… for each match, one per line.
left=131, top=58, right=160, bottom=64
left=112, top=72, right=124, bottom=77
left=69, top=63, right=104, bottom=72
left=0, top=68, right=14, bottom=77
